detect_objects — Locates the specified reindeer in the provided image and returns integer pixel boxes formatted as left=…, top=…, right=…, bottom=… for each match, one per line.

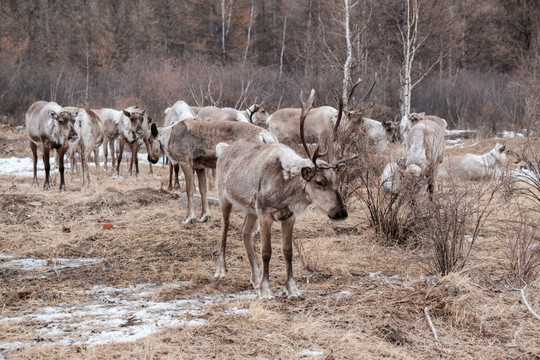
left=94, top=106, right=150, bottom=177
left=69, top=108, right=104, bottom=185
left=26, top=101, right=79, bottom=190
left=145, top=117, right=277, bottom=224
left=197, top=104, right=269, bottom=125
left=399, top=112, right=447, bottom=144
left=213, top=89, right=356, bottom=300
left=163, top=101, right=197, bottom=190
left=437, top=143, right=521, bottom=180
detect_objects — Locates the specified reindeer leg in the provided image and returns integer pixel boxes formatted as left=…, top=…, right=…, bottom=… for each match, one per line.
left=174, top=163, right=180, bottom=190
left=94, top=147, right=101, bottom=180
left=57, top=146, right=67, bottom=191
left=180, top=163, right=196, bottom=224
left=168, top=163, right=175, bottom=191
left=242, top=213, right=260, bottom=288
left=282, top=216, right=303, bottom=300
left=114, top=138, right=124, bottom=177
left=196, top=168, right=210, bottom=222
left=132, top=141, right=140, bottom=177
left=102, top=139, right=109, bottom=171
left=43, top=145, right=51, bottom=190
left=213, top=199, right=233, bottom=281
left=30, top=142, right=38, bottom=186
left=258, top=214, right=275, bottom=300
left=144, top=137, right=153, bottom=175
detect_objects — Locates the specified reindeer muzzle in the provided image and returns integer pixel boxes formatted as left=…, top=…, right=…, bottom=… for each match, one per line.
left=330, top=208, right=348, bottom=222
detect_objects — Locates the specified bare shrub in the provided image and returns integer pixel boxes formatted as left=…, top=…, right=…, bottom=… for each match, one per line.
left=418, top=178, right=504, bottom=276
left=502, top=216, right=540, bottom=284
left=336, top=123, right=418, bottom=246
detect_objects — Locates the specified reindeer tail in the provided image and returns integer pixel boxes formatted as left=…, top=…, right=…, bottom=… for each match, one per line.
left=216, top=142, right=230, bottom=158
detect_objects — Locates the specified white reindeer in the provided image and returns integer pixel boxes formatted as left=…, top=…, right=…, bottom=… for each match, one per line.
left=437, top=143, right=521, bottom=180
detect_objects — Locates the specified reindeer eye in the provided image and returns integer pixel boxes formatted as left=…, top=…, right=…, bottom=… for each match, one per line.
left=315, top=180, right=324, bottom=187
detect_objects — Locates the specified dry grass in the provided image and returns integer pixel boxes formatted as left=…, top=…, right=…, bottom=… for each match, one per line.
left=1, top=127, right=540, bottom=359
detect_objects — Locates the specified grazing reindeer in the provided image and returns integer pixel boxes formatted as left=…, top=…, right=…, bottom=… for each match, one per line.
left=437, top=143, right=521, bottom=180
left=213, top=89, right=356, bottom=300
left=163, top=101, right=197, bottom=190
left=198, top=104, right=269, bottom=125
left=26, top=101, right=79, bottom=191
left=145, top=118, right=277, bottom=224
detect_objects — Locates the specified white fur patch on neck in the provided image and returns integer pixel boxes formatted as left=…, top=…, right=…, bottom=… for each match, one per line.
left=158, top=125, right=174, bottom=156
left=275, top=145, right=312, bottom=180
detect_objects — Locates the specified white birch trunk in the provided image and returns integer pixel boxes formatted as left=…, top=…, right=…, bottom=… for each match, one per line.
left=243, top=0, right=255, bottom=64
left=279, top=16, right=287, bottom=79
left=342, top=0, right=353, bottom=105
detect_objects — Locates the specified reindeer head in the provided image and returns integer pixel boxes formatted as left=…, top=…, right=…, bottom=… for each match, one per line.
left=122, top=108, right=147, bottom=143
left=383, top=121, right=401, bottom=144
left=299, top=89, right=356, bottom=222
left=146, top=122, right=163, bottom=164
left=247, top=103, right=269, bottom=125
left=48, top=108, right=78, bottom=147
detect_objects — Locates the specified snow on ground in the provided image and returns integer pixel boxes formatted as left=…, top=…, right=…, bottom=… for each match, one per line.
left=0, top=152, right=165, bottom=177
left=0, top=282, right=257, bottom=352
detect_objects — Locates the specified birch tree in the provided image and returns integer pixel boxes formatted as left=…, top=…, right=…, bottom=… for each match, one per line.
left=398, top=0, right=440, bottom=118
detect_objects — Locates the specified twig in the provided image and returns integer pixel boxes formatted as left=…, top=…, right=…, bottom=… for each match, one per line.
left=503, top=277, right=540, bottom=321
left=424, top=307, right=439, bottom=344
left=520, top=285, right=540, bottom=321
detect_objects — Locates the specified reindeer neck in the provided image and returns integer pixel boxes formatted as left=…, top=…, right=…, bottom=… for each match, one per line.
left=482, top=149, right=500, bottom=167
left=158, top=124, right=174, bottom=156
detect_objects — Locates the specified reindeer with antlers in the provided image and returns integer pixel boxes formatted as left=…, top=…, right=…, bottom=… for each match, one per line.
left=213, top=89, right=356, bottom=300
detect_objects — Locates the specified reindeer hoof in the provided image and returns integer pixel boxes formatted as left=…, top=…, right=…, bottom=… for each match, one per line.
left=181, top=217, right=196, bottom=225
left=212, top=275, right=226, bottom=281
left=197, top=214, right=210, bottom=223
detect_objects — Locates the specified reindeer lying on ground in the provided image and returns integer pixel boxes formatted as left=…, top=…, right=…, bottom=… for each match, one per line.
left=163, top=101, right=197, bottom=190
left=197, top=104, right=269, bottom=125
left=146, top=118, right=277, bottom=224
left=66, top=108, right=104, bottom=185
left=26, top=101, right=79, bottom=191
left=437, top=143, right=521, bottom=180
left=213, top=89, right=356, bottom=300
left=94, top=107, right=151, bottom=177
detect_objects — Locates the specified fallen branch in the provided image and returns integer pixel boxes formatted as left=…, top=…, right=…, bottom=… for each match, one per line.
left=520, top=285, right=540, bottom=321
left=503, top=277, right=540, bottom=321
left=424, top=307, right=439, bottom=343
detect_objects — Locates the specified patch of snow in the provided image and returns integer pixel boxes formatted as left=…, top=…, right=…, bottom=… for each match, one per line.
left=0, top=153, right=159, bottom=178
left=0, top=257, right=102, bottom=271
left=298, top=349, right=325, bottom=357
left=0, top=284, right=257, bottom=353
left=500, top=131, right=525, bottom=138
left=369, top=271, right=404, bottom=283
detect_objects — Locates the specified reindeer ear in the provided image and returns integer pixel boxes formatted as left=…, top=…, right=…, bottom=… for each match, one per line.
left=301, top=167, right=315, bottom=181
left=48, top=110, right=58, bottom=120
left=122, top=110, right=131, bottom=117
left=151, top=123, right=158, bottom=137
left=335, top=163, right=346, bottom=177
left=499, top=144, right=506, bottom=152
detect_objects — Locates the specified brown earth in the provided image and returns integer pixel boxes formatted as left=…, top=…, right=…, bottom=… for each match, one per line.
left=0, top=125, right=539, bottom=359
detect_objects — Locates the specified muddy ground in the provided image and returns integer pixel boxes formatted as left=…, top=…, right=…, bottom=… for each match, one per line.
left=1, top=125, right=539, bottom=359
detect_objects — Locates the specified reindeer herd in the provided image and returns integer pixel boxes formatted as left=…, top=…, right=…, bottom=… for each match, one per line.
left=23, top=89, right=521, bottom=300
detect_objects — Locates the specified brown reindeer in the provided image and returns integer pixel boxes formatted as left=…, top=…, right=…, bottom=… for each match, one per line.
left=213, top=89, right=356, bottom=300
left=145, top=117, right=278, bottom=224
left=26, top=101, right=79, bottom=191
left=197, top=104, right=269, bottom=125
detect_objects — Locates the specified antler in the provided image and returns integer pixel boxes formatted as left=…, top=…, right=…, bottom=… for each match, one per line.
left=300, top=89, right=323, bottom=167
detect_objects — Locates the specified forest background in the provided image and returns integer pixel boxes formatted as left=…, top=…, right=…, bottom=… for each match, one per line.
left=0, top=0, right=539, bottom=134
